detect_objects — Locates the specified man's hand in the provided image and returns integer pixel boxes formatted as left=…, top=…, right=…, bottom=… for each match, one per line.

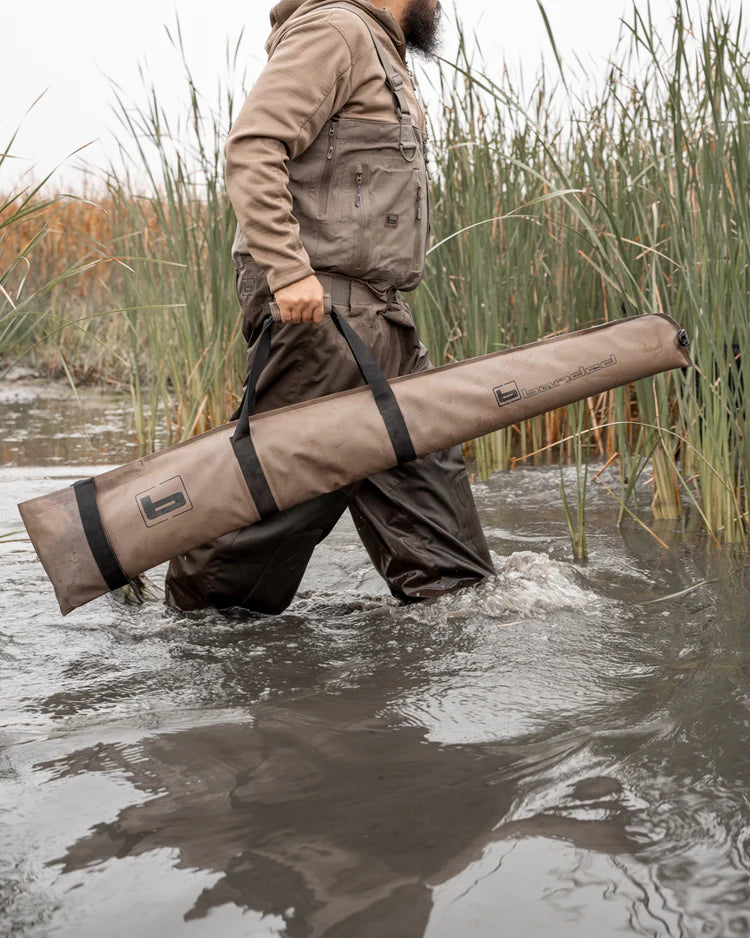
left=274, top=274, right=325, bottom=324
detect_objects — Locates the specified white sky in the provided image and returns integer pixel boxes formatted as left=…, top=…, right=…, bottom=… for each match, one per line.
left=1, top=0, right=746, bottom=192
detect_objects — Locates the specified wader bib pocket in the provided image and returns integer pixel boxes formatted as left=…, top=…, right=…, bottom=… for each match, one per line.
left=19, top=314, right=690, bottom=615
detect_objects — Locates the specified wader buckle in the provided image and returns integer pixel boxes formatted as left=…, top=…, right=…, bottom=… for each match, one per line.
left=399, top=114, right=419, bottom=163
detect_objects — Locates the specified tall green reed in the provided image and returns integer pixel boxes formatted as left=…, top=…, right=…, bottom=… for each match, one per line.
left=100, top=21, right=247, bottom=449
left=6, top=2, right=747, bottom=553
left=559, top=402, right=590, bottom=559
left=1, top=115, right=86, bottom=367
left=413, top=0, right=750, bottom=545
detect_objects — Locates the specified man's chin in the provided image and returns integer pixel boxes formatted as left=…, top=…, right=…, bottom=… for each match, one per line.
left=403, top=0, right=443, bottom=59
left=406, top=39, right=442, bottom=61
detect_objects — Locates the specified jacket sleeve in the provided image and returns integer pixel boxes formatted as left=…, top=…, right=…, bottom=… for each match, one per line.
left=225, top=12, right=356, bottom=294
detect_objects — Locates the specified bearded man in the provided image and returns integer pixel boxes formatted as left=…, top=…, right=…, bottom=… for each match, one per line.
left=165, top=0, right=495, bottom=613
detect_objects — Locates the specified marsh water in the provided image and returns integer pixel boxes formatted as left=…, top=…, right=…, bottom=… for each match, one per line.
left=2, top=379, right=750, bottom=938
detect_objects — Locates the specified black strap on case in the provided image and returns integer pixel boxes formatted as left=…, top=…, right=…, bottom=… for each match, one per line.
left=329, top=307, right=416, bottom=463
left=73, top=477, right=129, bottom=590
left=231, top=316, right=279, bottom=519
left=230, top=308, right=417, bottom=516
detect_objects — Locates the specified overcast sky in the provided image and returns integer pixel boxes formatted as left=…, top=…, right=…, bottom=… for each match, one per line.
left=2, top=0, right=746, bottom=192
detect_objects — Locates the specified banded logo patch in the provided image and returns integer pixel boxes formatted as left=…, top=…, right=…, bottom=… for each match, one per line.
left=385, top=213, right=399, bottom=229
left=493, top=354, right=618, bottom=408
left=494, top=380, right=521, bottom=407
left=136, top=475, right=193, bottom=527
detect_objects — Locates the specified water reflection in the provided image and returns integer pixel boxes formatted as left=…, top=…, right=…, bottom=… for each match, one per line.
left=29, top=548, right=750, bottom=938
left=41, top=695, right=645, bottom=936
left=0, top=379, right=149, bottom=465
left=2, top=388, right=750, bottom=936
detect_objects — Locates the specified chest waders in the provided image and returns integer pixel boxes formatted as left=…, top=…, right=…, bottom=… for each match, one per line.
left=232, top=2, right=430, bottom=291
left=19, top=312, right=690, bottom=615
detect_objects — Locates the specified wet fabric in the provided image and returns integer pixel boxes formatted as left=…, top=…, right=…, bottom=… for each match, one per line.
left=164, top=263, right=495, bottom=613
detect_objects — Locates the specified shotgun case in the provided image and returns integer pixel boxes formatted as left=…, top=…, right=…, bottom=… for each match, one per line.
left=18, top=312, right=691, bottom=615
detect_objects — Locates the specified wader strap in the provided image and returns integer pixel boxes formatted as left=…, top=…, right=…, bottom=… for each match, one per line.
left=231, top=317, right=279, bottom=518
left=320, top=1, right=419, bottom=160
left=73, top=478, right=129, bottom=590
left=330, top=307, right=417, bottom=464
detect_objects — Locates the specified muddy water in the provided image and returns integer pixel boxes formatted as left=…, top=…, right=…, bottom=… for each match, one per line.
left=0, top=378, right=149, bottom=467
left=2, top=387, right=750, bottom=937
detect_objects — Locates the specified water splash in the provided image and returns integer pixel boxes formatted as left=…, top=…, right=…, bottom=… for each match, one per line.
left=417, top=550, right=601, bottom=626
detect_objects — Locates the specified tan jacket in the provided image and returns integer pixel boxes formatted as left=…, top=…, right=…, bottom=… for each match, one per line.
left=225, top=0, right=429, bottom=296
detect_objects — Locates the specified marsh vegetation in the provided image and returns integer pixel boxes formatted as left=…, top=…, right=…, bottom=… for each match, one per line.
left=2, top=1, right=748, bottom=549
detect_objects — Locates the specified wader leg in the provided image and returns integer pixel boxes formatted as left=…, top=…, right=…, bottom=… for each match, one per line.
left=166, top=268, right=492, bottom=613
left=164, top=489, right=350, bottom=614
left=348, top=444, right=495, bottom=601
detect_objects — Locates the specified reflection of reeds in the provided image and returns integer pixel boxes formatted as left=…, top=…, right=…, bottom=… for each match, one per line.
left=2, top=2, right=748, bottom=546
left=559, top=402, right=590, bottom=560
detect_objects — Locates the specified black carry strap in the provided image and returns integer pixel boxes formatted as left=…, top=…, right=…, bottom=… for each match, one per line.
left=73, top=477, right=129, bottom=591
left=320, top=1, right=419, bottom=161
left=329, top=307, right=416, bottom=463
left=231, top=308, right=417, bottom=517
left=231, top=316, right=278, bottom=519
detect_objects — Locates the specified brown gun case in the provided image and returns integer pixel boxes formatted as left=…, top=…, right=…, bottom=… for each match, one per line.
left=18, top=312, right=691, bottom=615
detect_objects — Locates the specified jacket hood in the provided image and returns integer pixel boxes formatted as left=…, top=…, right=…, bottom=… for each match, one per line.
left=265, top=0, right=406, bottom=59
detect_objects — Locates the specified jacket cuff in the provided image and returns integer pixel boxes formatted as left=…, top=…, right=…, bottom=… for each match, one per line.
left=267, top=261, right=316, bottom=295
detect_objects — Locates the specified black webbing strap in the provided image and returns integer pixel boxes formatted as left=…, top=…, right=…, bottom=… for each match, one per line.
left=73, top=477, right=129, bottom=591
left=230, top=309, right=417, bottom=515
left=330, top=307, right=417, bottom=464
left=231, top=316, right=279, bottom=519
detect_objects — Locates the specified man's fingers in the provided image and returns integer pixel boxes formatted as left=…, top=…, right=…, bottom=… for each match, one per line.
left=302, top=300, right=324, bottom=323
left=282, top=301, right=301, bottom=323
left=289, top=300, right=323, bottom=324
left=274, top=275, right=326, bottom=325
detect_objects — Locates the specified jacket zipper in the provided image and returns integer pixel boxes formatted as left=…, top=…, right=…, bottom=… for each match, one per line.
left=354, top=172, right=366, bottom=269
left=318, top=119, right=338, bottom=217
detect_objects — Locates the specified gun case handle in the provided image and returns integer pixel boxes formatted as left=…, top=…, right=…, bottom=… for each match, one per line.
left=230, top=309, right=416, bottom=518
left=268, top=294, right=333, bottom=322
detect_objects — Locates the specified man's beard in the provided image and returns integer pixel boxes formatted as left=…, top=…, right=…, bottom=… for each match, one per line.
left=402, top=0, right=442, bottom=59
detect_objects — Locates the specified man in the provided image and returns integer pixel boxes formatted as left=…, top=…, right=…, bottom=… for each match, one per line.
left=165, top=0, right=495, bottom=613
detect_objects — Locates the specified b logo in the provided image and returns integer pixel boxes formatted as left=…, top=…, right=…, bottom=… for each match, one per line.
left=136, top=476, right=192, bottom=527
left=141, top=491, right=186, bottom=520
left=494, top=380, right=521, bottom=407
